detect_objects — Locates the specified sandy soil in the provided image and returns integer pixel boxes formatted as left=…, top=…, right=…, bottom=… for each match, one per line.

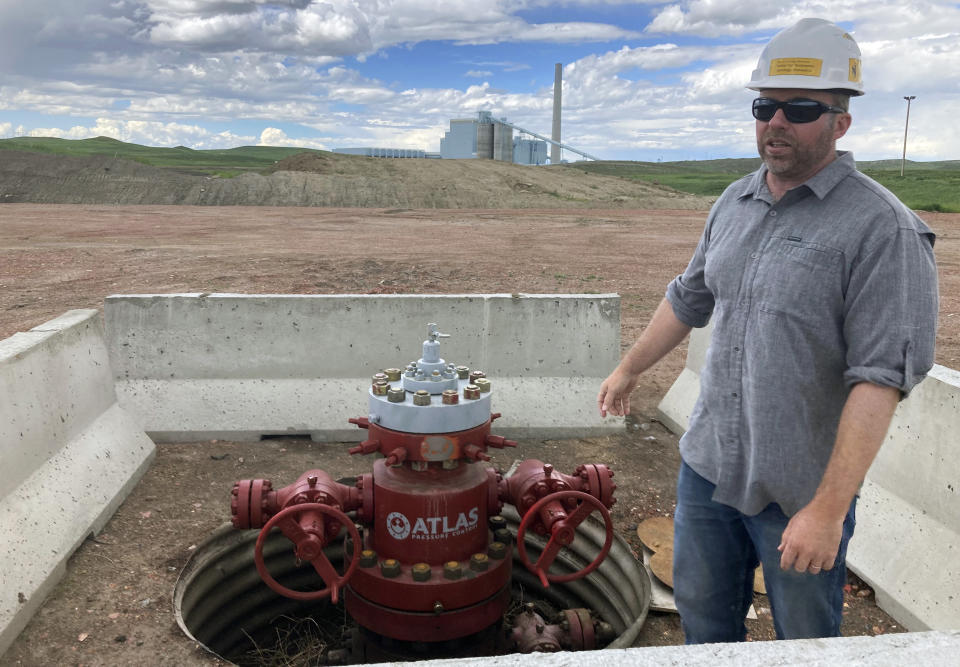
left=2, top=204, right=957, bottom=666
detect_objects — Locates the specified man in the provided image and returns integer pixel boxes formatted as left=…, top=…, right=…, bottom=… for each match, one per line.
left=597, top=18, right=938, bottom=642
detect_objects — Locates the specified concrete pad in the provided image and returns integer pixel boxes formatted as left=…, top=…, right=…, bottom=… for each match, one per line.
left=0, top=311, right=156, bottom=657
left=656, top=324, right=960, bottom=631
left=105, top=294, right=623, bottom=441
left=380, top=630, right=960, bottom=666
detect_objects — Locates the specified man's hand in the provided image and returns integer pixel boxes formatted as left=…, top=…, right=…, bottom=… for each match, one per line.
left=777, top=502, right=844, bottom=573
left=597, top=368, right=640, bottom=417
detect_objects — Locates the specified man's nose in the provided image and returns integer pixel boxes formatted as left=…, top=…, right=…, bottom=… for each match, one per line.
left=767, top=108, right=791, bottom=128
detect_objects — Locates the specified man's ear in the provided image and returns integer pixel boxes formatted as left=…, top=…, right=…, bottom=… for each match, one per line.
left=834, top=112, right=852, bottom=140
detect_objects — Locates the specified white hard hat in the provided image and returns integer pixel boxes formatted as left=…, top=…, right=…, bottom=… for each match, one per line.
left=747, top=18, right=864, bottom=96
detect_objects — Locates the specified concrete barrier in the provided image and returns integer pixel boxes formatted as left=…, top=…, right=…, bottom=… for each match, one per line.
left=104, top=293, right=623, bottom=442
left=657, top=324, right=960, bottom=631
left=396, top=630, right=960, bottom=666
left=0, top=310, right=156, bottom=657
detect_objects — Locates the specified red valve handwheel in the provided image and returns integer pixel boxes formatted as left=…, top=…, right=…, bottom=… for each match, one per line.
left=253, top=502, right=362, bottom=603
left=516, top=490, right=614, bottom=587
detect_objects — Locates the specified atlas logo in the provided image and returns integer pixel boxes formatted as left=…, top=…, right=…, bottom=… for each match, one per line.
left=386, top=511, right=411, bottom=540
left=385, top=507, right=480, bottom=541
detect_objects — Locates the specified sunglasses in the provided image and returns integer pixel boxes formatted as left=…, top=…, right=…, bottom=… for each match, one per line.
left=752, top=97, right=846, bottom=124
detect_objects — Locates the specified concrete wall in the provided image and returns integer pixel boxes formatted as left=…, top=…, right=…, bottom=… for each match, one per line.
left=104, top=293, right=623, bottom=442
left=403, top=630, right=960, bottom=666
left=657, top=324, right=960, bottom=631
left=0, top=310, right=156, bottom=657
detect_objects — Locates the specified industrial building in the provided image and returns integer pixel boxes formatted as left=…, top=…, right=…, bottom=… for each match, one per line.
left=439, top=111, right=544, bottom=164
left=333, top=147, right=436, bottom=159
left=334, top=63, right=595, bottom=165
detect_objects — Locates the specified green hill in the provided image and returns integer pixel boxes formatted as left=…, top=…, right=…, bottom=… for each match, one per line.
left=0, top=136, right=319, bottom=176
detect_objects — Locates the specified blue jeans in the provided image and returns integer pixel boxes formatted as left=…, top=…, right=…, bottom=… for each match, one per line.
left=673, top=460, right=856, bottom=643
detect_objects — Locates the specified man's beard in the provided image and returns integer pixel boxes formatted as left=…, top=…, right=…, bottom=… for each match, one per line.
left=758, top=119, right=836, bottom=180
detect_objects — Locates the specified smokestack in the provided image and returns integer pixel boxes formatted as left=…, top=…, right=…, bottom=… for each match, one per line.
left=551, top=63, right=562, bottom=164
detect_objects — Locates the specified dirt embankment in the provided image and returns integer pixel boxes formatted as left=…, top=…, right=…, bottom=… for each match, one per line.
left=0, top=150, right=713, bottom=209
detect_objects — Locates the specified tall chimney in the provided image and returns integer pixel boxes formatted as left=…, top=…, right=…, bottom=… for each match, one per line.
left=551, top=63, right=562, bottom=164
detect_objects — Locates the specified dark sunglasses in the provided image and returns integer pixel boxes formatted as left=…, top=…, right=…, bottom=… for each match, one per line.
left=752, top=97, right=846, bottom=124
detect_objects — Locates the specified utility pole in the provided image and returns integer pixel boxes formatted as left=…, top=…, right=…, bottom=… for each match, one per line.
left=901, top=95, right=916, bottom=177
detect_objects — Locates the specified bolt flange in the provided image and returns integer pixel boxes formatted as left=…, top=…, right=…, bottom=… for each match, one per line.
left=412, top=563, right=432, bottom=582
left=380, top=559, right=401, bottom=578
left=443, top=561, right=462, bottom=580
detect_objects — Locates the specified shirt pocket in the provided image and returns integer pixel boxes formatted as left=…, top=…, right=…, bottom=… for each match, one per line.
left=755, top=238, right=844, bottom=319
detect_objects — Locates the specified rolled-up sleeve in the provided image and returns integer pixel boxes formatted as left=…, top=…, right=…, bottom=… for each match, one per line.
left=666, top=214, right=716, bottom=328
left=842, top=224, right=938, bottom=397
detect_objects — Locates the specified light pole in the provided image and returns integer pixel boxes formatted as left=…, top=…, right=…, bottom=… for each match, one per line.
left=901, top=95, right=916, bottom=177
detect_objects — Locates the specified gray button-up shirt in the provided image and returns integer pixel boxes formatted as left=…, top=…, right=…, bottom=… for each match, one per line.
left=666, top=152, right=938, bottom=517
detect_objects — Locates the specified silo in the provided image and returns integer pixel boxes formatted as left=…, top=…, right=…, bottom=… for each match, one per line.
left=493, top=122, right=513, bottom=162
left=476, top=121, right=494, bottom=159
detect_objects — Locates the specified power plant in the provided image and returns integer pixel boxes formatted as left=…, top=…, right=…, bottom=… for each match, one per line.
left=335, top=63, right=598, bottom=165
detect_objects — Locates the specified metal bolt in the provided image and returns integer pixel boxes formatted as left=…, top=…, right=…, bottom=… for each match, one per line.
left=412, top=563, right=432, bottom=582
left=463, top=384, right=480, bottom=400
left=488, top=515, right=507, bottom=530
left=475, top=378, right=491, bottom=393
left=411, top=461, right=428, bottom=472
left=359, top=550, right=377, bottom=568
left=307, top=475, right=318, bottom=487
left=543, top=463, right=553, bottom=477
left=470, top=553, right=490, bottom=572
left=443, top=561, right=462, bottom=580
left=387, top=387, right=406, bottom=403
left=372, top=372, right=388, bottom=383
left=413, top=390, right=431, bottom=406
left=455, top=365, right=470, bottom=379
left=433, top=601, right=444, bottom=615
left=380, top=558, right=401, bottom=578
left=487, top=541, right=507, bottom=560
left=372, top=381, right=389, bottom=396
left=442, top=389, right=459, bottom=405
left=383, top=368, right=402, bottom=382
left=441, top=459, right=459, bottom=470
left=494, top=528, right=512, bottom=545
left=469, top=370, right=486, bottom=383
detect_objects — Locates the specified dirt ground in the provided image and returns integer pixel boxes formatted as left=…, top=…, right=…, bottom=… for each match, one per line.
left=2, top=204, right=958, bottom=666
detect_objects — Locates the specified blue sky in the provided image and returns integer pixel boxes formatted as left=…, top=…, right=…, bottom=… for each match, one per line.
left=1, top=1, right=958, bottom=162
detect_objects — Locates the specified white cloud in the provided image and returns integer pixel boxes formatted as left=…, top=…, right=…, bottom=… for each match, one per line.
left=258, top=127, right=329, bottom=149
left=24, top=117, right=255, bottom=148
left=1, top=1, right=959, bottom=160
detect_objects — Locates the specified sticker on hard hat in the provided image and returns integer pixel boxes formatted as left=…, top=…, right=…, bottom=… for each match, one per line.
left=849, top=58, right=862, bottom=83
left=769, top=58, right=823, bottom=77
left=385, top=508, right=480, bottom=541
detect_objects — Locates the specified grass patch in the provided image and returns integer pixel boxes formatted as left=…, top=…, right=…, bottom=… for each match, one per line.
left=570, top=159, right=960, bottom=211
